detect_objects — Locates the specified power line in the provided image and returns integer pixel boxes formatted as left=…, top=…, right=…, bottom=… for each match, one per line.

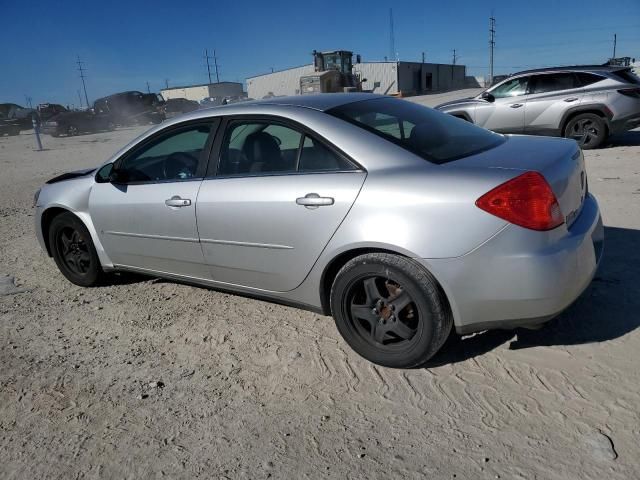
left=76, top=55, right=90, bottom=108
left=489, top=16, right=496, bottom=85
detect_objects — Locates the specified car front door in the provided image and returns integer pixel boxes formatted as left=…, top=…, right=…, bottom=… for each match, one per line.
left=195, top=117, right=366, bottom=292
left=89, top=120, right=218, bottom=277
left=524, top=72, right=584, bottom=135
left=476, top=76, right=530, bottom=133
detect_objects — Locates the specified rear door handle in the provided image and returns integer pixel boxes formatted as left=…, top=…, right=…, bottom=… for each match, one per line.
left=564, top=97, right=579, bottom=102
left=509, top=103, right=523, bottom=108
left=296, top=193, right=334, bottom=209
left=165, top=196, right=191, bottom=207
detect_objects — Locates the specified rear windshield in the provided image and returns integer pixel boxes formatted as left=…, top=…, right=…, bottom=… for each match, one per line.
left=327, top=97, right=505, bottom=164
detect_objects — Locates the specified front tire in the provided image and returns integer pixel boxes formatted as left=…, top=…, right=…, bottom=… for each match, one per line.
left=330, top=253, right=452, bottom=368
left=49, top=212, right=104, bottom=287
left=564, top=113, right=607, bottom=149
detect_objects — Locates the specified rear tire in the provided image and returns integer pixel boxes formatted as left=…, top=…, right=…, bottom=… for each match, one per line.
left=330, top=253, right=452, bottom=368
left=66, top=124, right=79, bottom=136
left=564, top=113, right=606, bottom=149
left=49, top=212, right=104, bottom=287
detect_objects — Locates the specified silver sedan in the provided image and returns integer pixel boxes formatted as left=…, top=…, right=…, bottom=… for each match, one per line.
left=34, top=93, right=604, bottom=368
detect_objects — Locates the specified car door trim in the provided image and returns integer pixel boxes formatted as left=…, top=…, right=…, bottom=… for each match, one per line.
left=199, top=238, right=294, bottom=250
left=104, top=230, right=199, bottom=243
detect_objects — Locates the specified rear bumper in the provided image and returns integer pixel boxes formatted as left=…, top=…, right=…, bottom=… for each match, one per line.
left=609, top=112, right=640, bottom=135
left=422, top=193, right=604, bottom=334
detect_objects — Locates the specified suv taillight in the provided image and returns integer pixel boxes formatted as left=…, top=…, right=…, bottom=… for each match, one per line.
left=617, top=88, right=640, bottom=98
left=476, top=171, right=564, bottom=231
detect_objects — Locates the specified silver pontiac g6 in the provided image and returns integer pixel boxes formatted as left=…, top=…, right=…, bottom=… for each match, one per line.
left=34, top=94, right=604, bottom=368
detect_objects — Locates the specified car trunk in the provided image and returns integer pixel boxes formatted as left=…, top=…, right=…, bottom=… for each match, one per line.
left=449, top=135, right=587, bottom=228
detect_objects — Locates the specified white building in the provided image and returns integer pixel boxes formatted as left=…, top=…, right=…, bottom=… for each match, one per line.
left=246, top=61, right=467, bottom=99
left=161, top=82, right=244, bottom=102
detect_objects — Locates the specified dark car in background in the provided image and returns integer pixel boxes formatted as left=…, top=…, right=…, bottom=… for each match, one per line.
left=42, top=91, right=166, bottom=137
left=164, top=98, right=199, bottom=118
left=37, top=103, right=69, bottom=122
left=0, top=103, right=35, bottom=136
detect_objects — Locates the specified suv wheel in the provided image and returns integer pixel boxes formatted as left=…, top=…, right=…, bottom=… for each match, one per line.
left=330, top=253, right=452, bottom=368
left=564, top=113, right=606, bottom=149
left=66, top=125, right=79, bottom=136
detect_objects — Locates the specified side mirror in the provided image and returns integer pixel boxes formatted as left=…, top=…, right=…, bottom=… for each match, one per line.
left=481, top=92, right=495, bottom=103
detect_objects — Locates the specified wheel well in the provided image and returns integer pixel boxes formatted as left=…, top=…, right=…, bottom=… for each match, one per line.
left=561, top=109, right=609, bottom=137
left=41, top=207, right=70, bottom=256
left=452, top=113, right=472, bottom=122
left=319, top=248, right=454, bottom=319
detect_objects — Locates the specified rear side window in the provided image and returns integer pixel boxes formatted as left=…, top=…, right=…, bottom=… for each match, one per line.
left=530, top=73, right=579, bottom=93
left=575, top=72, right=605, bottom=87
left=217, top=120, right=357, bottom=176
left=328, top=97, right=505, bottom=165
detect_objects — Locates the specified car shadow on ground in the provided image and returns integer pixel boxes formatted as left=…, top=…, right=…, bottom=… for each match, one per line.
left=605, top=129, right=640, bottom=147
left=426, top=226, right=640, bottom=367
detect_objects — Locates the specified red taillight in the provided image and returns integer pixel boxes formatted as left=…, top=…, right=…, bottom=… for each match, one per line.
left=476, top=171, right=564, bottom=231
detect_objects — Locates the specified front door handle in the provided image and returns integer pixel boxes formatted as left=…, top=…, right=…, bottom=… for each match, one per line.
left=564, top=97, right=579, bottom=102
left=296, top=193, right=334, bottom=209
left=509, top=103, right=523, bottom=108
left=165, top=196, right=191, bottom=207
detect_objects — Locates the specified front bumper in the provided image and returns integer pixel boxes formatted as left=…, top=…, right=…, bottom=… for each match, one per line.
left=423, top=193, right=604, bottom=334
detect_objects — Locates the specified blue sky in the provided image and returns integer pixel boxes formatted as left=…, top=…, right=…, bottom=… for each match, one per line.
left=2, top=0, right=639, bottom=107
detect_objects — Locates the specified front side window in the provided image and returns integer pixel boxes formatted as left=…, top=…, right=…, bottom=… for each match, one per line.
left=218, top=120, right=357, bottom=176
left=328, top=97, right=505, bottom=164
left=530, top=73, right=578, bottom=93
left=118, top=124, right=212, bottom=182
left=490, top=77, right=529, bottom=98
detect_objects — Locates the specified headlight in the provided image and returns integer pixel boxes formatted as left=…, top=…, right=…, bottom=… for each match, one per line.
left=33, top=188, right=41, bottom=207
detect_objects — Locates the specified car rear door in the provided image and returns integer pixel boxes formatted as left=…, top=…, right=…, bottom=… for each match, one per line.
left=89, top=120, right=219, bottom=278
left=524, top=73, right=584, bottom=135
left=195, top=116, right=366, bottom=292
left=476, top=76, right=530, bottom=133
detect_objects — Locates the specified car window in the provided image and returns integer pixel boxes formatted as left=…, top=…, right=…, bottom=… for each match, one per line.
left=328, top=97, right=505, bottom=165
left=490, top=77, right=529, bottom=98
left=530, top=73, right=579, bottom=94
left=575, top=72, right=605, bottom=87
left=218, top=121, right=301, bottom=176
left=298, top=136, right=355, bottom=172
left=119, top=124, right=212, bottom=182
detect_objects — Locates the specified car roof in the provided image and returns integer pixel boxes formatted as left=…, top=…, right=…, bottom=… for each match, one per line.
left=200, top=93, right=381, bottom=113
left=509, top=65, right=628, bottom=77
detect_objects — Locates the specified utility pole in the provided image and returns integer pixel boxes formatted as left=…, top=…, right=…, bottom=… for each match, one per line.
left=24, top=95, right=33, bottom=109
left=389, top=8, right=395, bottom=62
left=76, top=55, right=90, bottom=108
left=452, top=49, right=458, bottom=65
left=165, top=78, right=169, bottom=89
left=146, top=81, right=151, bottom=93
left=422, top=51, right=425, bottom=64
left=213, top=49, right=220, bottom=83
left=489, top=16, right=496, bottom=86
left=77, top=90, right=83, bottom=109
left=613, top=33, right=617, bottom=58
left=204, top=49, right=212, bottom=83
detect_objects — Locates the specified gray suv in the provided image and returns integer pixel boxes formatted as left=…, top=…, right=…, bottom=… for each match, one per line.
left=436, top=65, right=640, bottom=149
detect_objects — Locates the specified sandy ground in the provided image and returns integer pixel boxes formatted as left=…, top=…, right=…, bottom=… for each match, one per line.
left=1, top=103, right=639, bottom=479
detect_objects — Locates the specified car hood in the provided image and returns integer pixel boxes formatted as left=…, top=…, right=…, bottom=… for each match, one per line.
left=435, top=97, right=484, bottom=110
left=46, top=168, right=96, bottom=184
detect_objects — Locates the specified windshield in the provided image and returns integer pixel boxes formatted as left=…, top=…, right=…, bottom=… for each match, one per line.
left=328, top=97, right=505, bottom=164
